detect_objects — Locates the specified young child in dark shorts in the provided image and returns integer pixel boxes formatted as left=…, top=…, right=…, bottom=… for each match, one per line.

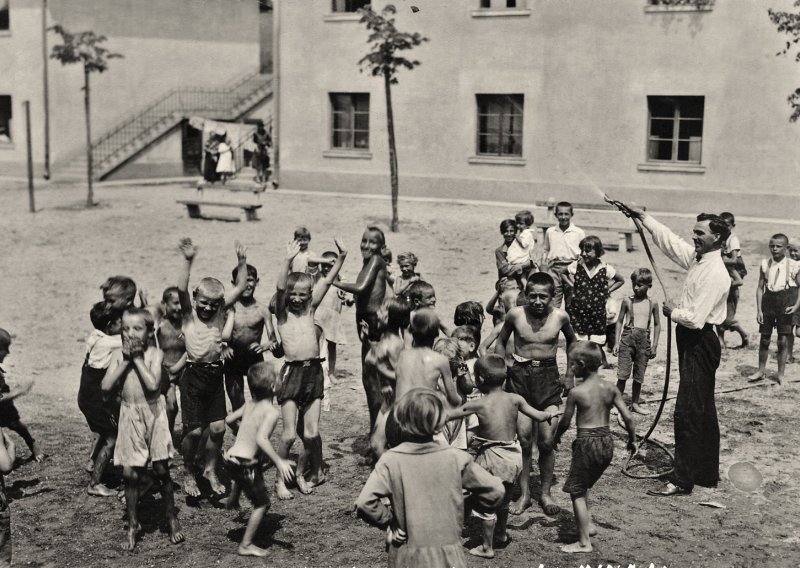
left=0, top=330, right=40, bottom=465
left=274, top=237, right=347, bottom=500
left=0, top=428, right=16, bottom=565
left=748, top=234, right=800, bottom=385
left=223, top=362, right=293, bottom=557
left=554, top=341, right=635, bottom=554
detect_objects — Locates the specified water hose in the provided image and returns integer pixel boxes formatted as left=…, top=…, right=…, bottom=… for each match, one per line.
left=603, top=195, right=675, bottom=479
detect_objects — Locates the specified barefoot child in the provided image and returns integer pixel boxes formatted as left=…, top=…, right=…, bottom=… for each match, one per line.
left=334, top=226, right=389, bottom=432
left=223, top=362, right=294, bottom=557
left=101, top=308, right=184, bottom=550
left=0, top=330, right=41, bottom=464
left=495, top=272, right=577, bottom=516
left=749, top=234, right=800, bottom=385
left=274, top=237, right=347, bottom=499
left=356, top=388, right=504, bottom=568
left=554, top=341, right=636, bottom=554
left=177, top=238, right=248, bottom=497
left=225, top=263, right=277, bottom=413
left=448, top=354, right=559, bottom=559
left=613, top=268, right=661, bottom=415
left=0, top=428, right=15, bottom=565
left=717, top=212, right=749, bottom=350
left=157, top=287, right=185, bottom=435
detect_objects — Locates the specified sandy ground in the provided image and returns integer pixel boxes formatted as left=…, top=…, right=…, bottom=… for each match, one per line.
left=0, top=179, right=798, bottom=567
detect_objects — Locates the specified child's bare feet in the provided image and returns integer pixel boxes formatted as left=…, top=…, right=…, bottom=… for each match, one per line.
left=183, top=475, right=201, bottom=498
left=31, top=442, right=45, bottom=462
left=168, top=518, right=185, bottom=545
left=631, top=403, right=650, bottom=415
left=468, top=544, right=495, bottom=558
left=297, top=475, right=314, bottom=495
left=84, top=457, right=95, bottom=473
left=588, top=524, right=598, bottom=536
left=275, top=480, right=294, bottom=500
left=508, top=495, right=531, bottom=516
left=223, top=495, right=240, bottom=509
left=776, top=374, right=784, bottom=386
left=310, top=468, right=327, bottom=488
left=87, top=483, right=115, bottom=497
left=239, top=544, right=268, bottom=557
left=202, top=470, right=226, bottom=495
left=123, top=524, right=141, bottom=552
left=561, top=541, right=592, bottom=553
left=747, top=370, right=765, bottom=382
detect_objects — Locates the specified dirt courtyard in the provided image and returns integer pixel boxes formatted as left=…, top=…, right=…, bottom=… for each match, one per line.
left=0, top=180, right=797, bottom=567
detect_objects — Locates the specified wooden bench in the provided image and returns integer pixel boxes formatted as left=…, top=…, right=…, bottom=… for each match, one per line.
left=177, top=199, right=262, bottom=222
left=196, top=181, right=267, bottom=200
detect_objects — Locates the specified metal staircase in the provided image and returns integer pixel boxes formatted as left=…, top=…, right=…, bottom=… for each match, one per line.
left=57, top=70, right=273, bottom=181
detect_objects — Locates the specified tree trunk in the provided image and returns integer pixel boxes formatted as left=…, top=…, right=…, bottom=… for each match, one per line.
left=84, top=66, right=94, bottom=207
left=384, top=71, right=399, bottom=232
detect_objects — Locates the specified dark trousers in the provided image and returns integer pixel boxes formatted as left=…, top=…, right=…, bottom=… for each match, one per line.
left=670, top=324, right=721, bottom=491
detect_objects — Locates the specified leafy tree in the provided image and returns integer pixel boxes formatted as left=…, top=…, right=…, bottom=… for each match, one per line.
left=358, top=4, right=427, bottom=232
left=50, top=26, right=123, bottom=206
left=769, top=2, right=800, bottom=121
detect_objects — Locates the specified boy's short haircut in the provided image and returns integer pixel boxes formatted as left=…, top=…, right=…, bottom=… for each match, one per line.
left=410, top=308, right=440, bottom=348
left=385, top=297, right=412, bottom=334
left=526, top=272, right=555, bottom=295
left=789, top=237, right=800, bottom=249
left=770, top=233, right=789, bottom=244
left=568, top=340, right=602, bottom=373
left=696, top=213, right=730, bottom=242
left=195, top=277, right=225, bottom=300
left=90, top=301, right=117, bottom=332
left=452, top=325, right=479, bottom=346
left=579, top=235, right=605, bottom=258
left=393, top=388, right=446, bottom=439
left=499, top=219, right=516, bottom=234
left=474, top=353, right=507, bottom=391
left=515, top=210, right=534, bottom=227
left=555, top=201, right=574, bottom=214
left=294, top=226, right=311, bottom=240
left=321, top=250, right=338, bottom=262
left=161, top=286, right=180, bottom=302
left=100, top=275, right=137, bottom=300
left=232, top=263, right=258, bottom=282
left=397, top=252, right=418, bottom=266
left=286, top=272, right=314, bottom=292
left=720, top=212, right=735, bottom=225
left=124, top=306, right=155, bottom=334
left=366, top=225, right=386, bottom=248
left=453, top=301, right=485, bottom=328
left=630, top=268, right=653, bottom=286
left=405, top=280, right=435, bottom=304
left=381, top=246, right=393, bottom=264
left=247, top=361, right=278, bottom=401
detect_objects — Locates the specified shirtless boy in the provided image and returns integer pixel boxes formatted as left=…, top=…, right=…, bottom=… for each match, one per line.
left=448, top=353, right=559, bottom=559
left=177, top=238, right=248, bottom=497
left=157, top=287, right=185, bottom=434
left=334, top=226, right=388, bottom=432
left=275, top=238, right=347, bottom=499
left=496, top=271, right=576, bottom=516
left=554, top=341, right=636, bottom=553
left=101, top=308, right=183, bottom=551
left=223, top=362, right=293, bottom=557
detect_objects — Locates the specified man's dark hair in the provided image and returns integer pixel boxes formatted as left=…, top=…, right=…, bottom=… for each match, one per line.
left=697, top=213, right=730, bottom=244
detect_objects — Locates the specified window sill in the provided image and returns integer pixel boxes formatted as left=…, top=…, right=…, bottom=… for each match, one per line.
left=323, top=149, right=372, bottom=159
left=468, top=155, right=526, bottom=166
left=471, top=9, right=532, bottom=18
left=644, top=4, right=713, bottom=13
left=323, top=13, right=362, bottom=22
left=637, top=162, right=705, bottom=173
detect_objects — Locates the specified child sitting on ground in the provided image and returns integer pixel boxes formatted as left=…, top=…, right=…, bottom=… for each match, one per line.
left=393, top=252, right=422, bottom=298
left=554, top=341, right=636, bottom=554
left=356, top=388, right=504, bottom=568
left=448, top=353, right=559, bottom=559
left=274, top=238, right=347, bottom=499
left=613, top=268, right=661, bottom=415
left=223, top=362, right=294, bottom=557
left=101, top=308, right=183, bottom=551
left=0, top=428, right=15, bottom=564
left=0, top=330, right=38, bottom=462
left=748, top=233, right=800, bottom=385
left=156, top=287, right=185, bottom=435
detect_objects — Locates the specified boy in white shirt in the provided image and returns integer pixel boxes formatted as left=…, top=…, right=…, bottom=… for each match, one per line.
left=541, top=202, right=586, bottom=309
left=506, top=210, right=538, bottom=272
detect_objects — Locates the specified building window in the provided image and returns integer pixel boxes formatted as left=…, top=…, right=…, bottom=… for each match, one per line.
left=258, top=0, right=272, bottom=13
left=332, top=0, right=370, bottom=12
left=480, top=0, right=524, bottom=8
left=0, top=96, right=10, bottom=143
left=476, top=94, right=523, bottom=157
left=647, top=96, right=704, bottom=163
left=0, top=0, right=8, bottom=32
left=330, top=93, right=369, bottom=149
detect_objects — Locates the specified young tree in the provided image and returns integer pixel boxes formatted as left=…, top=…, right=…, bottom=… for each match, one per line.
left=358, top=4, right=427, bottom=232
left=50, top=26, right=123, bottom=207
left=769, top=1, right=800, bottom=122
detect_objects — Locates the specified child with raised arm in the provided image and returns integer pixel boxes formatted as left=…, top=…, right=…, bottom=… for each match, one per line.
left=101, top=308, right=183, bottom=551
left=495, top=272, right=576, bottom=517
left=274, top=237, right=347, bottom=500
left=554, top=341, right=636, bottom=554
left=748, top=234, right=800, bottom=385
left=157, top=287, right=185, bottom=435
left=222, top=362, right=294, bottom=557
left=225, top=263, right=277, bottom=413
left=334, top=226, right=388, bottom=432
left=614, top=269, right=661, bottom=414
left=0, top=428, right=16, bottom=565
left=448, top=353, right=559, bottom=559
left=393, top=252, right=421, bottom=298
left=314, top=250, right=347, bottom=379
left=356, top=389, right=504, bottom=568
left=177, top=238, right=248, bottom=497
left=0, top=330, right=40, bottom=464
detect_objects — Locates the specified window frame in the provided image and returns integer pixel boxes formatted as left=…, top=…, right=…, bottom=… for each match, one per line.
left=646, top=95, right=704, bottom=165
left=0, top=0, right=9, bottom=34
left=475, top=94, right=524, bottom=158
left=0, top=95, right=11, bottom=144
left=329, top=92, right=370, bottom=152
left=331, top=0, right=370, bottom=13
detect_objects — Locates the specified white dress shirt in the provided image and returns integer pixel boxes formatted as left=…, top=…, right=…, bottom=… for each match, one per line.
left=643, top=215, right=729, bottom=329
left=543, top=224, right=586, bottom=263
left=506, top=228, right=537, bottom=264
left=760, top=257, right=800, bottom=291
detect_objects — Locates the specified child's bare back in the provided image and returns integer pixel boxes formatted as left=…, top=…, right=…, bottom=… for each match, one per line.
left=569, top=377, right=623, bottom=429
left=467, top=391, right=550, bottom=441
left=395, top=348, right=452, bottom=400
left=227, top=399, right=280, bottom=461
